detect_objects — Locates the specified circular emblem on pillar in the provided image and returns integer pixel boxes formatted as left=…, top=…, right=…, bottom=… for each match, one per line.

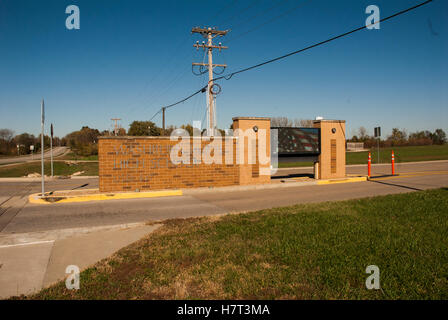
left=332, top=128, right=336, bottom=134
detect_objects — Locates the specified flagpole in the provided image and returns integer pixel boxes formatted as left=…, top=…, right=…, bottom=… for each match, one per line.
left=41, top=99, right=45, bottom=196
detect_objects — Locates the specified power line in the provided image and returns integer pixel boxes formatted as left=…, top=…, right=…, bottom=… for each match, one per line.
left=227, top=0, right=311, bottom=44
left=144, top=0, right=237, bottom=124
left=150, top=0, right=433, bottom=121
left=214, top=0, right=433, bottom=81
left=211, top=0, right=240, bottom=24
left=218, top=0, right=262, bottom=27
left=149, top=85, right=208, bottom=122
left=227, top=0, right=290, bottom=31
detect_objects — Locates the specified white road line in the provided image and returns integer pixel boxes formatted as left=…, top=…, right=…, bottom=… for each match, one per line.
left=0, top=240, right=54, bottom=249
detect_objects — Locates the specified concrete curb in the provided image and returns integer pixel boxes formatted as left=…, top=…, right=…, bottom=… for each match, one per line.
left=317, top=176, right=368, bottom=185
left=183, top=180, right=318, bottom=194
left=28, top=189, right=183, bottom=205
left=25, top=176, right=369, bottom=201
left=183, top=176, right=371, bottom=194
left=71, top=176, right=98, bottom=179
left=0, top=176, right=98, bottom=182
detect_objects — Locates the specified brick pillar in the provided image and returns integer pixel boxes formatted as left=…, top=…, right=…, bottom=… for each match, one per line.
left=313, top=120, right=346, bottom=179
left=232, top=117, right=271, bottom=185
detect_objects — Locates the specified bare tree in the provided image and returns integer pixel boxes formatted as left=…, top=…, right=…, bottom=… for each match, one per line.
left=357, top=126, right=368, bottom=140
left=271, top=117, right=314, bottom=127
left=0, top=129, right=14, bottom=141
left=293, top=119, right=314, bottom=127
left=270, top=117, right=293, bottom=127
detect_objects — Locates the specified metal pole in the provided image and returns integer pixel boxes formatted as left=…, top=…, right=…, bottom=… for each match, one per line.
left=391, top=150, right=395, bottom=175
left=377, top=138, right=380, bottom=164
left=50, top=123, right=54, bottom=177
left=41, top=99, right=45, bottom=196
left=50, top=134, right=53, bottom=177
left=368, top=152, right=371, bottom=178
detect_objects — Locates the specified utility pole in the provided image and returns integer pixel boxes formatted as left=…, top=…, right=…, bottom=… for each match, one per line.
left=111, top=118, right=121, bottom=136
left=162, top=107, right=166, bottom=135
left=192, top=27, right=228, bottom=136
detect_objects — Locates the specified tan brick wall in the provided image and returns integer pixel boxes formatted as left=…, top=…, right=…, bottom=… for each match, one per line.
left=99, top=137, right=242, bottom=192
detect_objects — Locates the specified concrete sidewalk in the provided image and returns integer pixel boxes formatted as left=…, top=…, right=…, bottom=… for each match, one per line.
left=0, top=223, right=160, bottom=299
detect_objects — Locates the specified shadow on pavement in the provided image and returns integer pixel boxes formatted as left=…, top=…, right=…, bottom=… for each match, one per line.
left=271, top=173, right=314, bottom=180
left=369, top=179, right=423, bottom=191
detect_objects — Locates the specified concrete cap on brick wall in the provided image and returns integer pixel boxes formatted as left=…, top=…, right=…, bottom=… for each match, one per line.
left=312, top=120, right=346, bottom=124
left=232, top=117, right=271, bottom=121
left=98, top=136, right=238, bottom=140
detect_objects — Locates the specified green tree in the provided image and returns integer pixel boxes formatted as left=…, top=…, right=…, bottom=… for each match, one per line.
left=128, top=121, right=161, bottom=136
left=180, top=124, right=193, bottom=136
left=431, top=129, right=447, bottom=145
left=13, top=133, right=36, bottom=154
left=65, top=126, right=100, bottom=156
left=388, top=128, right=407, bottom=146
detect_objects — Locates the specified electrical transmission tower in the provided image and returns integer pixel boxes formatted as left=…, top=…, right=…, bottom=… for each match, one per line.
left=192, top=27, right=228, bottom=136
left=111, top=118, right=122, bottom=136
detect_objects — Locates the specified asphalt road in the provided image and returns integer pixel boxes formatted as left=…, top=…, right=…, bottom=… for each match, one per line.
left=0, top=146, right=68, bottom=165
left=0, top=161, right=447, bottom=234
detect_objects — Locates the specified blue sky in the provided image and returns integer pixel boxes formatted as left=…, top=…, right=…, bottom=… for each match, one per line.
left=0, top=0, right=446, bottom=138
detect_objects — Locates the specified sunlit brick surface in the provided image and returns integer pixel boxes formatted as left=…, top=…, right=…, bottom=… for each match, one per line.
left=99, top=137, right=241, bottom=192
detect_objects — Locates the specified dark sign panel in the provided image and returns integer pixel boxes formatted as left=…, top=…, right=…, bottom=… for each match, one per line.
left=273, top=127, right=321, bottom=156
left=374, top=127, right=381, bottom=138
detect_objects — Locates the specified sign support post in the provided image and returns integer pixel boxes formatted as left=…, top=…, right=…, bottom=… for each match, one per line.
left=368, top=152, right=371, bottom=178
left=374, top=127, right=381, bottom=164
left=41, top=99, right=45, bottom=196
left=391, top=150, right=395, bottom=175
left=50, top=123, right=54, bottom=177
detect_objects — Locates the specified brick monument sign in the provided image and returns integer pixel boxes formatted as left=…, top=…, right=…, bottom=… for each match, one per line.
left=98, top=117, right=347, bottom=192
left=98, top=117, right=271, bottom=192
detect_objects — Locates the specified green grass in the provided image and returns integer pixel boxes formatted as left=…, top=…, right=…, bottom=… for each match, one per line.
left=0, top=161, right=98, bottom=177
left=25, top=188, right=448, bottom=300
left=279, top=145, right=448, bottom=168
left=58, top=152, right=98, bottom=161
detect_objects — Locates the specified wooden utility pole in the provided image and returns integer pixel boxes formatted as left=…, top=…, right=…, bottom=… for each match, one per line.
left=192, top=27, right=228, bottom=135
left=162, top=107, right=166, bottom=135
left=111, top=118, right=121, bottom=136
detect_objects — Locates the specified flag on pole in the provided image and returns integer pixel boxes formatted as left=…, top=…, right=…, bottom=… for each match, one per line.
left=51, top=123, right=53, bottom=139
